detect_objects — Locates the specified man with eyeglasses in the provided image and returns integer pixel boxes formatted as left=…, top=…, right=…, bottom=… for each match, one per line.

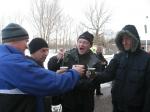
left=48, top=31, right=102, bottom=112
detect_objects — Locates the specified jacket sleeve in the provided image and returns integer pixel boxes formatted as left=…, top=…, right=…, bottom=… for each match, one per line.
left=74, top=60, right=103, bottom=92
left=47, top=56, right=62, bottom=71
left=4, top=55, right=80, bottom=96
left=93, top=54, right=120, bottom=85
left=142, top=58, right=150, bottom=112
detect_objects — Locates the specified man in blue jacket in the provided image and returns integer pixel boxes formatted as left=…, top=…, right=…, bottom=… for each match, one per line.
left=0, top=23, right=85, bottom=112
left=28, top=37, right=52, bottom=112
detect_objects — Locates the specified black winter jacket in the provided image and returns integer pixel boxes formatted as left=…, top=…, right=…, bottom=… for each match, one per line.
left=48, top=48, right=102, bottom=112
left=0, top=94, right=36, bottom=112
left=27, top=56, right=52, bottom=112
left=95, top=25, right=150, bottom=112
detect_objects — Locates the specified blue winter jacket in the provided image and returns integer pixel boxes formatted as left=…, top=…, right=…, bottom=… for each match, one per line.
left=0, top=45, right=80, bottom=112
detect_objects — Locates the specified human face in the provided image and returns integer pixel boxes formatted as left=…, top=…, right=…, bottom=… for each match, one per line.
left=77, top=38, right=91, bottom=55
left=96, top=46, right=103, bottom=53
left=122, top=36, right=133, bottom=51
left=31, top=48, right=49, bottom=63
left=15, top=38, right=29, bottom=53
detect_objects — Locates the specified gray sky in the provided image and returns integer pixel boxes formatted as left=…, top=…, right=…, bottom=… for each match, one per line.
left=60, top=0, right=150, bottom=39
left=0, top=0, right=150, bottom=39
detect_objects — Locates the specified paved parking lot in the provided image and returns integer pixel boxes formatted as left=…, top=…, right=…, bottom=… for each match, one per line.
left=52, top=83, right=112, bottom=112
left=94, top=84, right=112, bottom=112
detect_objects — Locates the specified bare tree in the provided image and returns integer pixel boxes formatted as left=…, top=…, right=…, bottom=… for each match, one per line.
left=0, top=19, right=4, bottom=44
left=0, top=17, right=6, bottom=31
left=61, top=16, right=73, bottom=49
left=58, top=16, right=74, bottom=50
left=30, top=0, right=62, bottom=44
left=74, top=24, right=85, bottom=39
left=9, top=12, right=25, bottom=25
left=81, top=0, right=111, bottom=46
left=48, top=14, right=75, bottom=52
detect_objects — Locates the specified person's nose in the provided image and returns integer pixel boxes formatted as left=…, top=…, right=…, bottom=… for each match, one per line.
left=44, top=51, right=49, bottom=57
left=46, top=51, right=49, bottom=56
left=79, top=42, right=85, bottom=47
left=122, top=39, right=127, bottom=45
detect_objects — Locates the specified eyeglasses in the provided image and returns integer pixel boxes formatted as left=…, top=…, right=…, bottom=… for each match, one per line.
left=77, top=40, right=90, bottom=45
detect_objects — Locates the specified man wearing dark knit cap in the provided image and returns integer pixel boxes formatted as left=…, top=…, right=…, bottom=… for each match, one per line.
left=28, top=38, right=52, bottom=112
left=48, top=31, right=102, bottom=112
left=28, top=38, right=49, bottom=67
left=0, top=23, right=86, bottom=112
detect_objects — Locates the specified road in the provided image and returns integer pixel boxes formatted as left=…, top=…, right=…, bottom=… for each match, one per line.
left=94, top=83, right=112, bottom=112
left=52, top=83, right=112, bottom=112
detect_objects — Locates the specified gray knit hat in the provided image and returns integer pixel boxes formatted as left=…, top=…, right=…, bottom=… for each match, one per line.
left=2, top=23, right=29, bottom=43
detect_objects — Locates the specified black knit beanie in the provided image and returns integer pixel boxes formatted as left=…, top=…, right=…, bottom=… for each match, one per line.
left=2, top=23, right=29, bottom=43
left=78, top=31, right=94, bottom=45
left=28, top=38, right=48, bottom=54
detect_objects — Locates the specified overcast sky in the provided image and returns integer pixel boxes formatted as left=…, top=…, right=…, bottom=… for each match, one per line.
left=0, top=0, right=150, bottom=39
left=60, top=0, right=150, bottom=39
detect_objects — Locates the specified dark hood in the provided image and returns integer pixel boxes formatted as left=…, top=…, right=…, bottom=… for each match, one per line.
left=115, top=25, right=141, bottom=52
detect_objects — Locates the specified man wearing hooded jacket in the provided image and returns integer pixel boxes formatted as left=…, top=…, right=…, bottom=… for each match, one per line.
left=94, top=25, right=150, bottom=112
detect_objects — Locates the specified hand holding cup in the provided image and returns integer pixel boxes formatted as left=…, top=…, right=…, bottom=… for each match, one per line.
left=86, top=67, right=96, bottom=79
left=57, top=48, right=65, bottom=62
left=72, top=65, right=85, bottom=77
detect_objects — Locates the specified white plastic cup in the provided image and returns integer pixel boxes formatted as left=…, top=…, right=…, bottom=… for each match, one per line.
left=87, top=68, right=96, bottom=71
left=60, top=66, right=68, bottom=69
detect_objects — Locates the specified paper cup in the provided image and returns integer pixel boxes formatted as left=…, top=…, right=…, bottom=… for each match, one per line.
left=60, top=66, right=68, bottom=69
left=87, top=68, right=96, bottom=71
